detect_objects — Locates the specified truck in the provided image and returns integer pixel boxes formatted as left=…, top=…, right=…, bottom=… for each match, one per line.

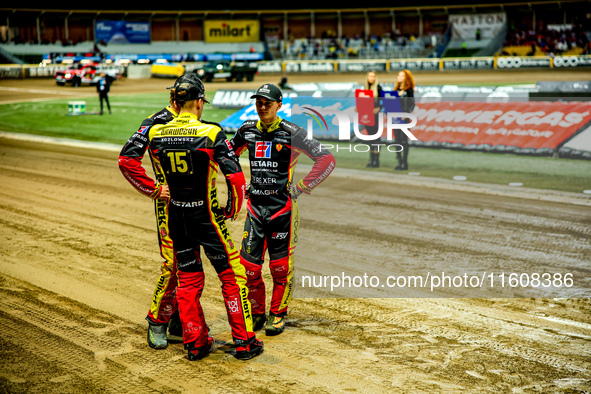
left=55, top=63, right=120, bottom=87
left=194, top=60, right=258, bottom=82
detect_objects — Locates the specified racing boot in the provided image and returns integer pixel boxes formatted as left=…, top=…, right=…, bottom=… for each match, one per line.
left=265, top=314, right=286, bottom=336
left=395, top=151, right=403, bottom=170
left=372, top=149, right=380, bottom=168
left=147, top=320, right=168, bottom=349
left=252, top=314, right=267, bottom=331
left=168, top=311, right=183, bottom=339
left=186, top=336, right=215, bottom=361
left=401, top=148, right=409, bottom=170
left=235, top=337, right=264, bottom=360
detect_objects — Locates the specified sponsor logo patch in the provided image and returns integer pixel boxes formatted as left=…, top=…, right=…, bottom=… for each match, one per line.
left=255, top=141, right=272, bottom=158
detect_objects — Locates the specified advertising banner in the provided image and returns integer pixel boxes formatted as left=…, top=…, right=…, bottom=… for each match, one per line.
left=413, top=85, right=530, bottom=102
left=284, top=61, right=336, bottom=72
left=449, top=12, right=506, bottom=40
left=257, top=61, right=284, bottom=73
left=204, top=20, right=259, bottom=43
left=0, top=65, right=23, bottom=79
left=410, top=101, right=591, bottom=153
left=355, top=89, right=375, bottom=126
left=211, top=89, right=257, bottom=108
left=95, top=20, right=150, bottom=44
left=552, top=55, right=591, bottom=68
left=389, top=59, right=440, bottom=71
left=495, top=56, right=551, bottom=69
left=338, top=61, right=388, bottom=72
left=252, top=55, right=588, bottom=75
left=535, top=81, right=591, bottom=94
left=441, top=58, right=494, bottom=70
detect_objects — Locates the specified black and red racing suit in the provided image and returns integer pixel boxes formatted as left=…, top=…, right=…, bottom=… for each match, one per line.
left=122, top=111, right=255, bottom=348
left=119, top=105, right=179, bottom=326
left=230, top=117, right=335, bottom=318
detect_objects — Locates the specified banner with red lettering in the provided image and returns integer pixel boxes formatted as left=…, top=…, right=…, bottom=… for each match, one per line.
left=407, top=101, right=591, bottom=154
left=355, top=89, right=375, bottom=126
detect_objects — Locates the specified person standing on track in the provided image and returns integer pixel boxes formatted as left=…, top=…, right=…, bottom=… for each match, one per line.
left=128, top=74, right=263, bottom=361
left=393, top=69, right=415, bottom=171
left=119, top=76, right=190, bottom=350
left=97, top=72, right=111, bottom=115
left=230, top=83, right=336, bottom=336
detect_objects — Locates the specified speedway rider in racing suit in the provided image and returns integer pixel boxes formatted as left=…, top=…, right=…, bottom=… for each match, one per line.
left=119, top=76, right=187, bottom=349
left=230, top=83, right=335, bottom=335
left=120, top=73, right=263, bottom=360
left=122, top=74, right=263, bottom=360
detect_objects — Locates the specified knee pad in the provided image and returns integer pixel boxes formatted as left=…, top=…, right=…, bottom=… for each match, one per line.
left=240, top=257, right=263, bottom=283
left=269, top=255, right=291, bottom=281
left=176, top=248, right=203, bottom=273
left=238, top=258, right=265, bottom=314
left=177, top=271, right=205, bottom=291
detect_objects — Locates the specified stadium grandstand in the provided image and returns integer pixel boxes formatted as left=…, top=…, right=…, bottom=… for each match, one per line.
left=0, top=1, right=589, bottom=65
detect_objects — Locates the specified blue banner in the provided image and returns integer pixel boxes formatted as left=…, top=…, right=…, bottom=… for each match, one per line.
left=95, top=20, right=150, bottom=44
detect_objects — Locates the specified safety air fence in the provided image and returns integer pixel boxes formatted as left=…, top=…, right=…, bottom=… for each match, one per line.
left=1, top=54, right=591, bottom=79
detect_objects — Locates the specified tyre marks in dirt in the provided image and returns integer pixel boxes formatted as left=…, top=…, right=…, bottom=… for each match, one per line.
left=0, top=274, right=179, bottom=392
left=289, top=173, right=590, bottom=391
left=295, top=176, right=591, bottom=298
left=1, top=138, right=590, bottom=392
left=0, top=274, right=297, bottom=393
left=294, top=297, right=591, bottom=392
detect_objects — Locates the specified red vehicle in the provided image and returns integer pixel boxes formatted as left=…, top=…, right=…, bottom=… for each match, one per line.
left=55, top=63, right=120, bottom=87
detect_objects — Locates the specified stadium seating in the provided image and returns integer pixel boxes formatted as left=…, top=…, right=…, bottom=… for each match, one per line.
left=279, top=35, right=435, bottom=60
left=498, top=24, right=590, bottom=57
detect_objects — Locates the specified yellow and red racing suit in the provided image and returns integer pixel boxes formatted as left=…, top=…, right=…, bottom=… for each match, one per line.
left=132, top=112, right=252, bottom=347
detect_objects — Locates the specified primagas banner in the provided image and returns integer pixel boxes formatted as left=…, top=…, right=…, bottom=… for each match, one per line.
left=409, top=101, right=591, bottom=154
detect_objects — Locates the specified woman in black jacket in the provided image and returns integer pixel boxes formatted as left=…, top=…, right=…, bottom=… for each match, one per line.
left=363, top=70, right=383, bottom=168
left=393, top=69, right=415, bottom=170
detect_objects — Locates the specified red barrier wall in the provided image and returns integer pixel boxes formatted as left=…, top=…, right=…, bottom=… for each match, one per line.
left=408, top=101, right=591, bottom=154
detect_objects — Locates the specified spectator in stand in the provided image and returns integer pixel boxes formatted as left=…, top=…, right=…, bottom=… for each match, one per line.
left=503, top=23, right=590, bottom=56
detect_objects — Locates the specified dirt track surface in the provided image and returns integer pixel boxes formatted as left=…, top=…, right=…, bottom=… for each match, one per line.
left=1, top=71, right=591, bottom=393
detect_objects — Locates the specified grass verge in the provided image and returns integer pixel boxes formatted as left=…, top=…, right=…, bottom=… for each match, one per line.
left=313, top=142, right=591, bottom=193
